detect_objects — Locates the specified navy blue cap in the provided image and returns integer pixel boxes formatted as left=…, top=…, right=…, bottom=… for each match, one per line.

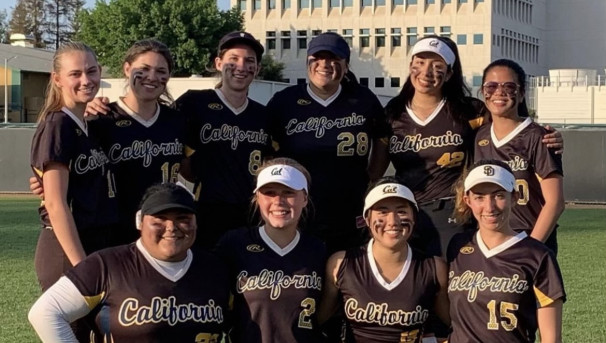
left=307, top=32, right=350, bottom=62
left=140, top=183, right=195, bottom=215
left=219, top=31, right=264, bottom=61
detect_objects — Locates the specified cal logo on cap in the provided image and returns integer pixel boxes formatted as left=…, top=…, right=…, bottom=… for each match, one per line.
left=429, top=39, right=439, bottom=47
left=208, top=103, right=223, bottom=110
left=483, top=166, right=495, bottom=176
left=246, top=244, right=264, bottom=252
left=383, top=185, right=398, bottom=194
left=116, top=120, right=132, bottom=127
left=271, top=167, right=283, bottom=175
left=478, top=139, right=489, bottom=146
left=460, top=246, right=474, bottom=254
left=297, top=99, right=311, bottom=106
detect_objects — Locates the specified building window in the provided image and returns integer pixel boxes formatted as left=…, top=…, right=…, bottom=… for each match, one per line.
left=459, top=0, right=467, bottom=2
left=342, top=29, right=353, bottom=46
left=343, top=0, right=352, bottom=6
left=424, top=27, right=435, bottom=36
left=299, top=0, right=309, bottom=9
left=426, top=0, right=434, bottom=3
left=472, top=75, right=482, bottom=86
left=473, top=34, right=483, bottom=44
left=393, top=0, right=403, bottom=4
left=297, top=30, right=308, bottom=49
left=375, top=77, right=384, bottom=87
left=254, top=0, right=261, bottom=9
left=330, top=0, right=339, bottom=7
left=376, top=0, right=385, bottom=5
left=375, top=28, right=386, bottom=47
left=360, top=29, right=370, bottom=48
left=268, top=0, right=276, bottom=8
left=391, top=28, right=402, bottom=47
left=360, top=77, right=369, bottom=86
left=476, top=0, right=483, bottom=2
left=281, top=31, right=291, bottom=49
left=391, top=77, right=400, bottom=87
left=439, top=26, right=451, bottom=37
left=406, top=27, right=417, bottom=47
left=457, top=34, right=467, bottom=45
left=313, top=0, right=322, bottom=8
left=442, top=0, right=450, bottom=3
left=406, top=0, right=417, bottom=4
left=297, top=78, right=306, bottom=85
left=312, top=30, right=322, bottom=38
left=266, top=31, right=276, bottom=50
left=239, top=0, right=246, bottom=10
left=283, top=0, right=291, bottom=8
left=362, top=0, right=372, bottom=6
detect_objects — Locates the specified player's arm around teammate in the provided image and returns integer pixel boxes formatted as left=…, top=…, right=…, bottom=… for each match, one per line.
left=448, top=160, right=565, bottom=343
left=319, top=177, right=450, bottom=342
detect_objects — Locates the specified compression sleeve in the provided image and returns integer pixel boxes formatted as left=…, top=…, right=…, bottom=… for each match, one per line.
left=28, top=276, right=91, bottom=342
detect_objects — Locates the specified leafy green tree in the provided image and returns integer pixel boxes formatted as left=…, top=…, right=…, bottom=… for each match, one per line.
left=77, top=0, right=243, bottom=77
left=258, top=54, right=285, bottom=82
left=8, top=0, right=46, bottom=47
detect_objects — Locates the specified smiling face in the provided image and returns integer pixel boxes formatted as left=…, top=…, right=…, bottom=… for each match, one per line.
left=464, top=183, right=515, bottom=233
left=139, top=210, right=196, bottom=262
left=123, top=51, right=170, bottom=103
left=367, top=197, right=415, bottom=250
left=409, top=52, right=451, bottom=96
left=256, top=183, right=308, bottom=232
left=215, top=44, right=260, bottom=93
left=53, top=51, right=101, bottom=108
left=307, top=51, right=347, bottom=95
left=482, top=66, right=524, bottom=119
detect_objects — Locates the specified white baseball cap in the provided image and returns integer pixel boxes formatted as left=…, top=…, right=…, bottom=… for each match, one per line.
left=410, top=38, right=456, bottom=67
left=363, top=183, right=418, bottom=219
left=253, top=165, right=308, bottom=193
left=464, top=164, right=516, bottom=192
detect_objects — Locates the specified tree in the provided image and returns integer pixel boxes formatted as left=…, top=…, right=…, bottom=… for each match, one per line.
left=77, top=0, right=243, bottom=77
left=0, top=10, right=9, bottom=43
left=8, top=0, right=46, bottom=48
left=45, top=0, right=85, bottom=49
left=258, top=55, right=285, bottom=82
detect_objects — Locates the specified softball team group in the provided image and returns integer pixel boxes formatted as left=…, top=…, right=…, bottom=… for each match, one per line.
left=26, top=30, right=566, bottom=343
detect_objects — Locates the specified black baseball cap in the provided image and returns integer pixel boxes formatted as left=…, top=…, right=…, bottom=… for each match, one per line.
left=219, top=31, right=264, bottom=61
left=307, top=32, right=350, bottom=62
left=140, top=183, right=196, bottom=215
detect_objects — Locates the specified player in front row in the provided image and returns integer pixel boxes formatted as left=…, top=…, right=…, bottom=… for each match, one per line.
left=475, top=59, right=564, bottom=255
left=319, top=177, right=449, bottom=342
left=177, top=31, right=273, bottom=248
left=448, top=160, right=565, bottom=342
left=216, top=158, right=326, bottom=342
left=29, top=183, right=230, bottom=342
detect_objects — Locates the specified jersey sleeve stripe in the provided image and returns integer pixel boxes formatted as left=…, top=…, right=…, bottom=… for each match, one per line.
left=468, top=117, right=484, bottom=130
left=533, top=286, right=555, bottom=307
left=184, top=146, right=195, bottom=158
left=83, top=292, right=106, bottom=310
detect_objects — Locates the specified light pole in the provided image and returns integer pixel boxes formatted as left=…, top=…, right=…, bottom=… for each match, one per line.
left=4, top=56, right=17, bottom=124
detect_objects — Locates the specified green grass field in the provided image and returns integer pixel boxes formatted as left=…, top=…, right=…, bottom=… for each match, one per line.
left=0, top=195, right=604, bottom=342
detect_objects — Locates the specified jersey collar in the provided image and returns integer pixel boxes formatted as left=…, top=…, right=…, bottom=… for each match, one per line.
left=476, top=230, right=527, bottom=258
left=405, top=98, right=447, bottom=126
left=117, top=98, right=160, bottom=128
left=259, top=226, right=300, bottom=257
left=61, top=106, right=88, bottom=136
left=367, top=239, right=412, bottom=291
left=214, top=88, right=249, bottom=115
left=490, top=117, right=532, bottom=148
left=306, top=84, right=342, bottom=107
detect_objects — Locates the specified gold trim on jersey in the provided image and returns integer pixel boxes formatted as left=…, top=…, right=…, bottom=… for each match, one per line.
left=469, top=117, right=484, bottom=130
left=84, top=291, right=106, bottom=310
left=533, top=286, right=555, bottom=307
left=184, top=145, right=195, bottom=158
left=33, top=167, right=43, bottom=178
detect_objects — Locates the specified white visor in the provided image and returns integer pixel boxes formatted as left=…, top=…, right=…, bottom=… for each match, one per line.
left=254, top=165, right=308, bottom=193
left=464, top=164, right=516, bottom=192
left=410, top=38, right=456, bottom=67
left=363, top=183, right=418, bottom=219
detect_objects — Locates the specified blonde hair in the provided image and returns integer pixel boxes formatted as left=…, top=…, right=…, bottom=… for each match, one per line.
left=38, top=42, right=98, bottom=123
left=123, top=39, right=175, bottom=105
left=249, top=157, right=313, bottom=226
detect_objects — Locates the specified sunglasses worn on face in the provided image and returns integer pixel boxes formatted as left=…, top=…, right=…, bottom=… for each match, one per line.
left=482, top=82, right=520, bottom=96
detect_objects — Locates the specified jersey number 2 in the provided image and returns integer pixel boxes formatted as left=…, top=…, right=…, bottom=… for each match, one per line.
left=298, top=298, right=316, bottom=329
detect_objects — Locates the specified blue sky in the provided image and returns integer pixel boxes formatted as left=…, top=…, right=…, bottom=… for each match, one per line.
left=2, top=0, right=230, bottom=17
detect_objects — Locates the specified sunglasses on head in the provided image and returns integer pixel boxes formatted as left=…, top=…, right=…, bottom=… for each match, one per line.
left=482, top=82, right=520, bottom=96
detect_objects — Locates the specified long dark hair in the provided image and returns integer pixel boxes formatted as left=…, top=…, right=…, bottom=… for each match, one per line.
left=385, top=35, right=475, bottom=124
left=481, top=59, right=530, bottom=117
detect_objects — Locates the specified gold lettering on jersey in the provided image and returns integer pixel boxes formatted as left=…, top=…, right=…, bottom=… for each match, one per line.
left=344, top=299, right=429, bottom=327
left=208, top=103, right=223, bottom=110
left=285, top=113, right=366, bottom=138
left=108, top=139, right=183, bottom=167
left=116, top=120, right=132, bottom=127
left=297, top=99, right=312, bottom=105
left=74, top=149, right=110, bottom=175
left=236, top=270, right=322, bottom=300
left=118, top=297, right=223, bottom=327
left=478, top=139, right=489, bottom=146
left=389, top=131, right=464, bottom=153
left=505, top=156, right=528, bottom=172
left=200, top=123, right=269, bottom=150
left=448, top=271, right=529, bottom=302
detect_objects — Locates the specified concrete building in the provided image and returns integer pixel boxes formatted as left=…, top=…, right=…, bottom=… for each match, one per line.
left=233, top=0, right=606, bottom=97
